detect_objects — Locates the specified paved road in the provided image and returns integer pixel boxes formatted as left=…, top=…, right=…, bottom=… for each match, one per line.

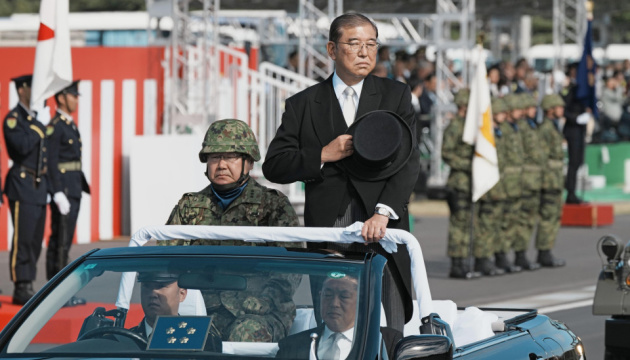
left=552, top=305, right=607, bottom=360
left=1, top=213, right=627, bottom=356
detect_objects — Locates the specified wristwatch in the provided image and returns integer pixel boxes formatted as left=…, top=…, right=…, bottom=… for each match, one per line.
left=374, top=206, right=391, bottom=218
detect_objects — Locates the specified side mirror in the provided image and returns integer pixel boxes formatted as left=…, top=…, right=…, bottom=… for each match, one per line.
left=598, top=235, right=623, bottom=263
left=597, top=235, right=624, bottom=277
left=394, top=334, right=453, bottom=360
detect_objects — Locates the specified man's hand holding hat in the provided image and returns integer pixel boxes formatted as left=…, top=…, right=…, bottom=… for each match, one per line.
left=321, top=134, right=354, bottom=163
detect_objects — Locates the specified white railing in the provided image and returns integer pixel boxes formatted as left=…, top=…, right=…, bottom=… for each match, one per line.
left=250, top=62, right=318, bottom=206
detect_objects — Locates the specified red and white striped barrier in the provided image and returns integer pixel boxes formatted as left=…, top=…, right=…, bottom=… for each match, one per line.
left=0, top=47, right=164, bottom=250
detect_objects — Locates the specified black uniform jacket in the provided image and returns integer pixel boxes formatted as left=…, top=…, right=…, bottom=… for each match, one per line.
left=275, top=324, right=402, bottom=360
left=3, top=104, right=49, bottom=205
left=46, top=111, right=90, bottom=199
left=262, top=74, right=420, bottom=321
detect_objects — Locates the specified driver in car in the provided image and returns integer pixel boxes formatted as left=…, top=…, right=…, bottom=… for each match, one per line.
left=131, top=271, right=222, bottom=352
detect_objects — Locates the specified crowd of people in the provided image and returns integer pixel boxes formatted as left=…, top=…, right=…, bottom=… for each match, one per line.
left=371, top=45, right=630, bottom=144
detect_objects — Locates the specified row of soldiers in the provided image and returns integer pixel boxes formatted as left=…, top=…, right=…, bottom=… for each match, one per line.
left=443, top=91, right=567, bottom=279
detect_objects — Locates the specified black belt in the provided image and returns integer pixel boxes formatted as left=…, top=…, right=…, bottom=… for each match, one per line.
left=18, top=165, right=47, bottom=177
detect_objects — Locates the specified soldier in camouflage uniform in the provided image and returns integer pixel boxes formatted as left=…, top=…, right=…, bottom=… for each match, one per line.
left=512, top=93, right=546, bottom=267
left=477, top=98, right=522, bottom=274
left=442, top=89, right=481, bottom=279
left=164, top=119, right=303, bottom=342
left=501, top=94, right=541, bottom=271
left=535, top=95, right=567, bottom=267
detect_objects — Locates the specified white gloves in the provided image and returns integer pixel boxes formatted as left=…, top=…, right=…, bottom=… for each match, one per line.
left=576, top=112, right=591, bottom=125
left=53, top=192, right=71, bottom=215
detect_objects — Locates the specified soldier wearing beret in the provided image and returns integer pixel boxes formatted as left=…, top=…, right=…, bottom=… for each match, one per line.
left=45, top=80, right=91, bottom=283
left=164, top=119, right=302, bottom=343
left=3, top=74, right=50, bottom=305
left=535, top=94, right=567, bottom=267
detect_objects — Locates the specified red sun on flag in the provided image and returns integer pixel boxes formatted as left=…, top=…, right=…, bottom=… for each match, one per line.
left=37, top=23, right=55, bottom=41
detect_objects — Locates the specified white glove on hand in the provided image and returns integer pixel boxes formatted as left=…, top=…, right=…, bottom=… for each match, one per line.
left=576, top=112, right=591, bottom=125
left=53, top=192, right=71, bottom=215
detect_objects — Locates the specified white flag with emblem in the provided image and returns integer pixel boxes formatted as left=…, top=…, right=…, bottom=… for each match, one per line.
left=30, top=0, right=72, bottom=112
left=461, top=45, right=499, bottom=202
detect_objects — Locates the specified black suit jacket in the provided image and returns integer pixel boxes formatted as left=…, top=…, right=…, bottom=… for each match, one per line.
left=275, top=325, right=402, bottom=360
left=46, top=111, right=90, bottom=199
left=3, top=104, right=50, bottom=205
left=262, top=74, right=420, bottom=321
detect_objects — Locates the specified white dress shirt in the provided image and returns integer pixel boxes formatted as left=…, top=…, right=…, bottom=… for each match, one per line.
left=317, top=326, right=354, bottom=360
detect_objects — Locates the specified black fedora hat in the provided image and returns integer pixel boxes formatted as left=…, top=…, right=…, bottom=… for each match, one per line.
left=341, top=110, right=413, bottom=181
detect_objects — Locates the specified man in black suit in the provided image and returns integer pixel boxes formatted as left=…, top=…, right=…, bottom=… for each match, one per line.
left=3, top=74, right=50, bottom=305
left=46, top=80, right=90, bottom=281
left=276, top=274, right=401, bottom=359
left=562, top=63, right=590, bottom=204
left=262, top=13, right=420, bottom=333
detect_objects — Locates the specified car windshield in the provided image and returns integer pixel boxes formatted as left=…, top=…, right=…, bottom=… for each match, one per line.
left=1, top=251, right=366, bottom=359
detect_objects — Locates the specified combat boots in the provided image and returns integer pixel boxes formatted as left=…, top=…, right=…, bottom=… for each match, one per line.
left=514, top=251, right=541, bottom=271
left=475, top=257, right=506, bottom=276
left=13, top=281, right=34, bottom=305
left=537, top=250, right=566, bottom=267
left=495, top=252, right=522, bottom=273
left=449, top=257, right=482, bottom=279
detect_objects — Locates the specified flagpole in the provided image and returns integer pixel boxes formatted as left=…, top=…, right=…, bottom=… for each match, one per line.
left=467, top=33, right=485, bottom=277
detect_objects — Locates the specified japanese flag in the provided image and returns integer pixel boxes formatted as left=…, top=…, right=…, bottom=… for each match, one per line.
left=30, top=0, right=72, bottom=112
left=461, top=45, right=499, bottom=202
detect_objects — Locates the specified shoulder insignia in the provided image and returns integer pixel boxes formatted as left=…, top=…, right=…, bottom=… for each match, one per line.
left=12, top=112, right=17, bottom=117
left=46, top=125, right=54, bottom=136
left=6, top=118, right=17, bottom=129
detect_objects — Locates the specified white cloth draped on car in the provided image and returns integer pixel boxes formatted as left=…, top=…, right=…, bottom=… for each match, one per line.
left=115, top=223, right=434, bottom=319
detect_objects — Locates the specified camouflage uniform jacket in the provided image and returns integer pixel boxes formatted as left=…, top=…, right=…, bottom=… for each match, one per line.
left=164, top=177, right=302, bottom=341
left=442, top=115, right=473, bottom=193
left=517, top=117, right=544, bottom=193
left=479, top=125, right=507, bottom=202
left=538, top=117, right=565, bottom=191
left=166, top=177, right=299, bottom=244
left=499, top=121, right=524, bottom=198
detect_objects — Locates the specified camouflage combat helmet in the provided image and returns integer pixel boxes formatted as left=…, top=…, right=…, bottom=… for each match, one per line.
left=199, top=119, right=261, bottom=162
left=491, top=97, right=509, bottom=114
left=454, top=89, right=470, bottom=106
left=521, top=93, right=538, bottom=108
left=503, top=94, right=524, bottom=111
left=541, top=94, right=565, bottom=111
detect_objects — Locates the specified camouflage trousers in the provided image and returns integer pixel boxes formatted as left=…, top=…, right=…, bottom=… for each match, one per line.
left=475, top=200, right=505, bottom=258
left=209, top=306, right=287, bottom=342
left=535, top=190, right=563, bottom=250
left=447, top=189, right=473, bottom=258
left=499, top=197, right=522, bottom=253
left=512, top=191, right=541, bottom=252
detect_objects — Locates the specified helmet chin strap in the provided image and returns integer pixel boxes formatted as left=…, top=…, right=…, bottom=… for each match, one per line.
left=206, top=155, right=250, bottom=193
